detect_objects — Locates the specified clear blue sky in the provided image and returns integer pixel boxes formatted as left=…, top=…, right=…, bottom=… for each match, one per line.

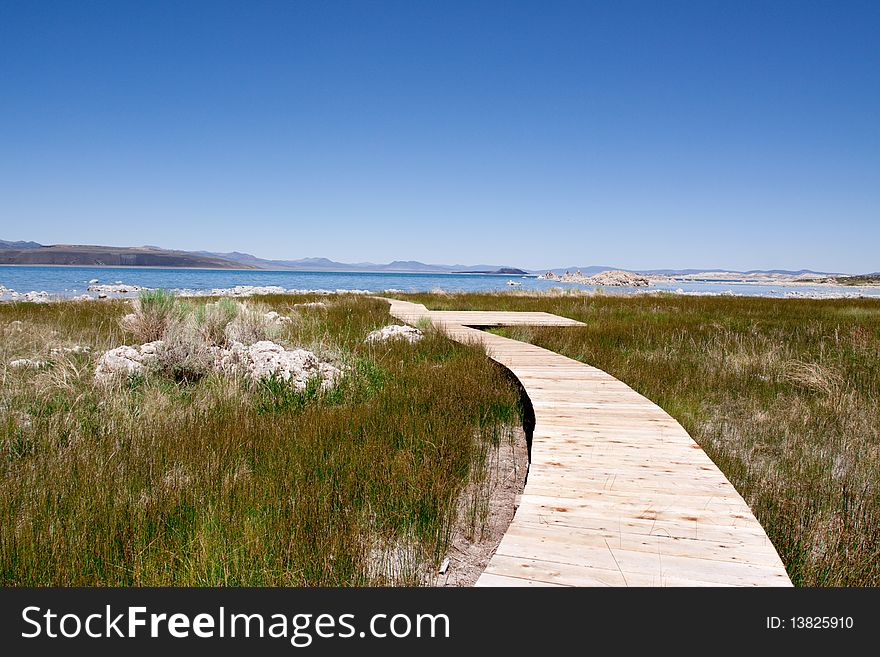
left=1, top=0, right=877, bottom=272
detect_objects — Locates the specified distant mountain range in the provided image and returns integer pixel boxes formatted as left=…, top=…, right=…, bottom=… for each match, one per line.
left=0, top=241, right=525, bottom=274
left=0, top=239, right=854, bottom=276
left=192, top=250, right=525, bottom=274
left=0, top=243, right=258, bottom=269
left=0, top=239, right=42, bottom=250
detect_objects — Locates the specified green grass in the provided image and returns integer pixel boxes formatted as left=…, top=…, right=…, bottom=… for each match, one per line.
left=7, top=289, right=878, bottom=586
left=396, top=291, right=880, bottom=586
left=0, top=294, right=522, bottom=586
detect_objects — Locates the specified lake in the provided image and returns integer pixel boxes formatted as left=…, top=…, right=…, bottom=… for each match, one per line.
left=1, top=265, right=878, bottom=299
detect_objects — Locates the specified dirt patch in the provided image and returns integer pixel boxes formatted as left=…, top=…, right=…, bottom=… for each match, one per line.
left=433, top=426, right=529, bottom=586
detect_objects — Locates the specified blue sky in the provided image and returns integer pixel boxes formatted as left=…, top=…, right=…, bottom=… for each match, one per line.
left=1, top=0, right=877, bottom=272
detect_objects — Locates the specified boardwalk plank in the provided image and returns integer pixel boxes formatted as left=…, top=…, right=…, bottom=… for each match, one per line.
left=381, top=298, right=791, bottom=587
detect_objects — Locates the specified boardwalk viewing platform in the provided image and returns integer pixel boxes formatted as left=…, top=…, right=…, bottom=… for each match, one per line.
left=382, top=298, right=792, bottom=587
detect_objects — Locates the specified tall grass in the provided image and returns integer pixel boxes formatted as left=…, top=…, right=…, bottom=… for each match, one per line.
left=398, top=292, right=880, bottom=586
left=121, top=289, right=179, bottom=342
left=0, top=294, right=521, bottom=585
left=194, top=297, right=240, bottom=346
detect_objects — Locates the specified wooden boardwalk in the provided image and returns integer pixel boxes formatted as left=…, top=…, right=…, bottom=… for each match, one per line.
left=382, top=298, right=792, bottom=587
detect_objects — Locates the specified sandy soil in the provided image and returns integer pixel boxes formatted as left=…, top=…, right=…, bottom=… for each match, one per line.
left=433, top=426, right=529, bottom=587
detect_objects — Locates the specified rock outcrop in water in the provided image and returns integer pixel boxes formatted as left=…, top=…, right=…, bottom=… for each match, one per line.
left=540, top=269, right=650, bottom=287
left=87, top=283, right=145, bottom=294
left=0, top=286, right=52, bottom=302
left=588, top=270, right=650, bottom=287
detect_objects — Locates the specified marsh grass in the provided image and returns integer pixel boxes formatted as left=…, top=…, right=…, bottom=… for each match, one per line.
left=0, top=294, right=521, bottom=585
left=397, top=291, right=880, bottom=586
left=121, top=289, right=180, bottom=343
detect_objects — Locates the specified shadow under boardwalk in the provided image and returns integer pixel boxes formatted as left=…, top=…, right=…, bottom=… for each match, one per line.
left=380, top=297, right=792, bottom=587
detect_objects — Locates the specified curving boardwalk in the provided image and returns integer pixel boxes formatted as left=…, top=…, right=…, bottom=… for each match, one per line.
left=382, top=298, right=792, bottom=587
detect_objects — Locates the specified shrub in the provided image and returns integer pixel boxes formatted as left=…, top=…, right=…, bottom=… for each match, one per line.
left=120, top=289, right=180, bottom=343
left=225, top=303, right=277, bottom=345
left=154, top=320, right=212, bottom=383
left=195, top=298, right=241, bottom=346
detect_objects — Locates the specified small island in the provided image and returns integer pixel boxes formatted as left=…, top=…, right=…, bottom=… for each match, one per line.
left=538, top=269, right=651, bottom=287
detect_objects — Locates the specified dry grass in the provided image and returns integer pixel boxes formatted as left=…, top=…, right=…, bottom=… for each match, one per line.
left=397, top=291, right=880, bottom=586
left=0, top=294, right=522, bottom=586
left=194, top=297, right=240, bottom=346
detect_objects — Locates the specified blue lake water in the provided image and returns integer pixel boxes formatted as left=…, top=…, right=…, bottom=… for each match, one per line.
left=1, top=265, right=878, bottom=299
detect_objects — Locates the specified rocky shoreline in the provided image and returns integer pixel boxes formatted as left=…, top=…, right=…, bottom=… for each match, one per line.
left=0, top=283, right=376, bottom=303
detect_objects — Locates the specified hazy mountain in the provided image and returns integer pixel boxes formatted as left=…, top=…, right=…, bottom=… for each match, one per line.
left=457, top=267, right=530, bottom=275
left=196, top=251, right=521, bottom=273
left=0, top=239, right=852, bottom=276
left=2, top=241, right=520, bottom=273
left=0, top=239, right=42, bottom=249
left=0, top=244, right=256, bottom=269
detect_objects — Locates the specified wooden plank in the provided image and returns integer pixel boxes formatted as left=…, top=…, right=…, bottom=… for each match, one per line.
left=496, top=521, right=787, bottom=569
left=379, top=298, right=792, bottom=588
left=483, top=553, right=627, bottom=587
left=510, top=515, right=776, bottom=547
left=473, top=573, right=569, bottom=588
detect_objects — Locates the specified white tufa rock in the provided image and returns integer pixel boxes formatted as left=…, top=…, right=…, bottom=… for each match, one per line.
left=0, top=286, right=104, bottom=302
left=365, top=324, right=424, bottom=344
left=207, top=285, right=288, bottom=297
left=293, top=301, right=326, bottom=309
left=119, top=312, right=138, bottom=331
left=95, top=334, right=344, bottom=390
left=540, top=269, right=650, bottom=287
left=587, top=270, right=650, bottom=287
left=215, top=340, right=343, bottom=390
left=5, top=290, right=52, bottom=302
left=138, top=340, right=164, bottom=357
left=50, top=345, right=92, bottom=356
left=264, top=310, right=292, bottom=324
left=94, top=342, right=163, bottom=383
left=87, top=283, right=145, bottom=294
left=179, top=288, right=374, bottom=298
left=10, top=358, right=49, bottom=369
